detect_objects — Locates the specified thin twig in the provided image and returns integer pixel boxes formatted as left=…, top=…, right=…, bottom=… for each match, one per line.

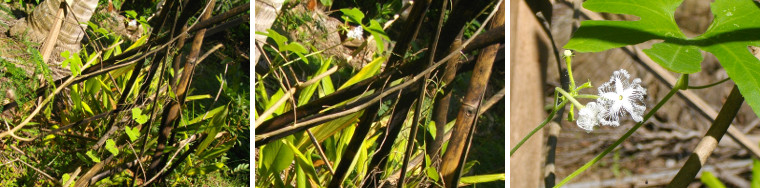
left=17, top=158, right=58, bottom=182
left=254, top=66, right=339, bottom=127
left=256, top=0, right=505, bottom=144
left=126, top=140, right=147, bottom=181
left=0, top=52, right=100, bottom=140
left=141, top=134, right=197, bottom=186
left=63, top=167, right=81, bottom=187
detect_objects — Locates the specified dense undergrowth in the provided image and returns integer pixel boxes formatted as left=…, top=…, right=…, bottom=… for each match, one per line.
left=0, top=0, right=249, bottom=186
left=255, top=0, right=505, bottom=187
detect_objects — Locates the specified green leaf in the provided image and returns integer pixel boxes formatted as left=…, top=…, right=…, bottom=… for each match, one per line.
left=284, top=140, right=319, bottom=184
left=753, top=158, right=760, bottom=188
left=701, top=171, right=726, bottom=188
left=366, top=20, right=389, bottom=54
left=319, top=0, right=332, bottom=6
left=282, top=42, right=309, bottom=63
left=81, top=102, right=94, bottom=115
left=566, top=0, right=760, bottom=119
left=125, top=126, right=139, bottom=142
left=261, top=136, right=295, bottom=174
left=185, top=94, right=212, bottom=102
left=187, top=105, right=226, bottom=125
left=564, top=0, right=685, bottom=52
left=425, top=155, right=439, bottom=181
left=256, top=29, right=288, bottom=48
left=282, top=42, right=307, bottom=54
left=642, top=42, right=703, bottom=73
left=125, top=34, right=147, bottom=52
left=131, top=108, right=149, bottom=124
left=460, top=173, right=505, bottom=184
left=43, top=134, right=56, bottom=141
left=105, top=139, right=119, bottom=156
left=319, top=58, right=336, bottom=97
left=61, top=173, right=70, bottom=186
left=338, top=56, right=384, bottom=89
left=298, top=58, right=332, bottom=106
left=340, top=8, right=364, bottom=25
left=112, top=0, right=123, bottom=10
left=265, top=88, right=286, bottom=117
left=86, top=150, right=101, bottom=163
left=295, top=163, right=306, bottom=188
left=426, top=166, right=439, bottom=182
left=198, top=140, right=234, bottom=160
left=427, top=121, right=436, bottom=139
left=195, top=106, right=227, bottom=156
left=696, top=0, right=760, bottom=121
left=124, top=10, right=137, bottom=18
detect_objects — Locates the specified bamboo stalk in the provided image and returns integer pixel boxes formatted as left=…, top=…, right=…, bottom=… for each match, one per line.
left=668, top=85, right=744, bottom=187
left=40, top=2, right=65, bottom=63
left=440, top=1, right=504, bottom=186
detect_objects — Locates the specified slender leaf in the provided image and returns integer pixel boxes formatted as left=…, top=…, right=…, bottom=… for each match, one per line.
left=701, top=171, right=726, bottom=188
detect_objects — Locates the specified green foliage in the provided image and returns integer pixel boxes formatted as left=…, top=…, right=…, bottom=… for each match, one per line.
left=0, top=0, right=249, bottom=186
left=256, top=29, right=309, bottom=64
left=105, top=139, right=119, bottom=156
left=131, top=108, right=149, bottom=124
left=86, top=150, right=101, bottom=163
left=125, top=126, right=140, bottom=142
left=701, top=171, right=727, bottom=188
left=61, top=173, right=71, bottom=186
left=459, top=173, right=506, bottom=184
left=340, top=7, right=390, bottom=54
left=565, top=0, right=760, bottom=118
left=256, top=1, right=502, bottom=187
left=60, top=51, right=83, bottom=77
left=341, top=8, right=365, bottom=25
left=754, top=158, right=760, bottom=188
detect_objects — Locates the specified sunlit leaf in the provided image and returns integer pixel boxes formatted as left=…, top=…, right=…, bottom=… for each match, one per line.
left=459, top=173, right=505, bottom=184
left=131, top=108, right=149, bottom=124
left=340, top=8, right=365, bottom=25
left=86, top=150, right=101, bottom=163
left=701, top=171, right=726, bottom=188
left=185, top=94, right=212, bottom=102
left=565, top=0, right=760, bottom=118
left=125, top=126, right=140, bottom=142
left=338, top=56, right=384, bottom=89
left=105, top=139, right=119, bottom=156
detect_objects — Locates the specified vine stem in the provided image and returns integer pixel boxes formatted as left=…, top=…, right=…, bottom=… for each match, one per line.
left=565, top=52, right=576, bottom=91
left=554, top=74, right=686, bottom=187
left=510, top=100, right=567, bottom=156
left=556, top=87, right=584, bottom=108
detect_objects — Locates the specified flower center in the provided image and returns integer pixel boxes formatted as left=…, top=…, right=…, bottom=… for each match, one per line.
left=619, top=95, right=623, bottom=100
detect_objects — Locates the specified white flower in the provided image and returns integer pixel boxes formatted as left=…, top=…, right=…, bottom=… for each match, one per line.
left=347, top=26, right=363, bottom=40
left=577, top=101, right=606, bottom=132
left=596, top=69, right=647, bottom=126
left=563, top=50, right=573, bottom=57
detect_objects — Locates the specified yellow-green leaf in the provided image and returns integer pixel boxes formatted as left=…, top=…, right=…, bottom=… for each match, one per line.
left=105, top=139, right=119, bottom=156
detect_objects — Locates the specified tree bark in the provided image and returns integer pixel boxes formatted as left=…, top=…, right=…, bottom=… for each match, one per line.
left=254, top=0, right=284, bottom=65
left=10, top=0, right=98, bottom=75
left=439, top=1, right=504, bottom=187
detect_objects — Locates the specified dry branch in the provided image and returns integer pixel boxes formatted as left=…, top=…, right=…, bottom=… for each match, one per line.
left=440, top=0, right=503, bottom=186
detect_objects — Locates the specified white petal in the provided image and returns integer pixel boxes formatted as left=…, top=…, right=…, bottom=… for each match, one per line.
left=577, top=102, right=602, bottom=132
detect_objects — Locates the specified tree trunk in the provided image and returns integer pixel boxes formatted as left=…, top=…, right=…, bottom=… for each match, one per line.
left=10, top=0, right=98, bottom=79
left=254, top=0, right=284, bottom=65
